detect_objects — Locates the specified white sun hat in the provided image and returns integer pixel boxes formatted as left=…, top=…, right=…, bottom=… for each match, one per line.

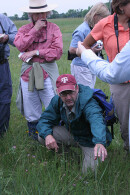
left=20, top=0, right=58, bottom=13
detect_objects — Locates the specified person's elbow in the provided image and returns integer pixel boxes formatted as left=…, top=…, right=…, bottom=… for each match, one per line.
left=69, top=47, right=77, bottom=54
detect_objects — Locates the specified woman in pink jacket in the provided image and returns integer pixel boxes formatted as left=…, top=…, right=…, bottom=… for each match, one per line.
left=14, top=0, right=63, bottom=140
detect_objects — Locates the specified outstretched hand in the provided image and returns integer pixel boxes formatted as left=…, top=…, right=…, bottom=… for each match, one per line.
left=45, top=135, right=59, bottom=152
left=94, top=144, right=107, bottom=161
left=19, top=50, right=37, bottom=62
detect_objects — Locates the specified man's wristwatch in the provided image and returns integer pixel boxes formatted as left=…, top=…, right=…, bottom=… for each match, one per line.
left=36, top=50, right=39, bottom=56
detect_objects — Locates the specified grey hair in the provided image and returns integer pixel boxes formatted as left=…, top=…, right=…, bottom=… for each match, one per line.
left=84, top=2, right=110, bottom=28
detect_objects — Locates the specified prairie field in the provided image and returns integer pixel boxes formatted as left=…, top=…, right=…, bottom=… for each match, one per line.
left=0, top=18, right=130, bottom=195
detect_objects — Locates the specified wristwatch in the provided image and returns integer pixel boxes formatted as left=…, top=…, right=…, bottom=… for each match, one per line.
left=36, top=50, right=39, bottom=56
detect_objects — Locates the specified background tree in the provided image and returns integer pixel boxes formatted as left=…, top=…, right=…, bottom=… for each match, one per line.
left=21, top=12, right=29, bottom=20
left=3, top=13, right=7, bottom=16
left=8, top=1, right=111, bottom=20
left=14, top=14, right=19, bottom=20
left=49, top=10, right=59, bottom=19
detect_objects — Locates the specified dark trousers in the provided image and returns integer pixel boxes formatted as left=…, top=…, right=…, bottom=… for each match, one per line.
left=0, top=103, right=10, bottom=136
left=0, top=60, right=12, bottom=136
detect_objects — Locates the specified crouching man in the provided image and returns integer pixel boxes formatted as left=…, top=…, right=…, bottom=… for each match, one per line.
left=37, top=74, right=111, bottom=174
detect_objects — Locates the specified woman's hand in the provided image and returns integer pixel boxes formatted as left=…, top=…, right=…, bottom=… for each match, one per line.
left=76, top=41, right=86, bottom=57
left=19, top=50, right=37, bottom=62
left=34, top=19, right=47, bottom=31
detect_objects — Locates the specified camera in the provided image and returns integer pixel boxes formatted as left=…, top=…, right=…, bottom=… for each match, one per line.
left=68, top=50, right=78, bottom=60
left=96, top=40, right=103, bottom=49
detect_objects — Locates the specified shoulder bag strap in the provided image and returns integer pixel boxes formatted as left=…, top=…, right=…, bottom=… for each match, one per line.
left=114, top=14, right=120, bottom=53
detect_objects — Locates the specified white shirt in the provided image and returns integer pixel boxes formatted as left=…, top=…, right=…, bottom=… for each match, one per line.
left=81, top=41, right=130, bottom=84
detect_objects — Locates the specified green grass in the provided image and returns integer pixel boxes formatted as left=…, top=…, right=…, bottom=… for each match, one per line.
left=0, top=18, right=130, bottom=195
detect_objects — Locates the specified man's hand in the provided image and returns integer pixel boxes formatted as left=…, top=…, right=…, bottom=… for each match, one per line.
left=94, top=144, right=107, bottom=161
left=45, top=135, right=59, bottom=152
left=76, top=41, right=86, bottom=57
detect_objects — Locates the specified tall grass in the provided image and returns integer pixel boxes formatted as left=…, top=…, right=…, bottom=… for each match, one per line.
left=0, top=18, right=129, bottom=195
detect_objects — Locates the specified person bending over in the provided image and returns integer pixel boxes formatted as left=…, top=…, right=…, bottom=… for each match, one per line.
left=37, top=74, right=112, bottom=174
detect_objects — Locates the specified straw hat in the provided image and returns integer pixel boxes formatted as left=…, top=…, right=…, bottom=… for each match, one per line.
left=20, top=0, right=58, bottom=13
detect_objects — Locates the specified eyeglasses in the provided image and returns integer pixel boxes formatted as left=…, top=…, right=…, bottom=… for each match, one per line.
left=59, top=90, right=76, bottom=97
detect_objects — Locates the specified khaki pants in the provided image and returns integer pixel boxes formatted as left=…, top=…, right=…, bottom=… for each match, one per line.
left=38, top=126, right=97, bottom=174
left=21, top=77, right=55, bottom=122
left=71, top=64, right=96, bottom=89
left=110, top=83, right=130, bottom=150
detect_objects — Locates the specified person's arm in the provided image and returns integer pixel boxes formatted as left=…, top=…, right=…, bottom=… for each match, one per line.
left=77, top=41, right=130, bottom=84
left=18, top=50, right=39, bottom=62
left=14, top=20, right=47, bottom=51
left=82, top=33, right=96, bottom=49
left=38, top=24, right=63, bottom=62
left=69, top=34, right=102, bottom=55
left=82, top=18, right=105, bottom=57
left=36, top=96, right=61, bottom=151
left=14, top=24, right=39, bottom=52
left=45, top=135, right=59, bottom=152
left=69, top=47, right=77, bottom=54
left=94, top=144, right=107, bottom=161
left=14, top=23, right=63, bottom=62
left=84, top=97, right=107, bottom=161
left=15, top=20, right=47, bottom=62
left=6, top=21, right=17, bottom=46
left=1, top=15, right=17, bottom=46
left=69, top=29, right=102, bottom=61
left=69, top=29, right=85, bottom=57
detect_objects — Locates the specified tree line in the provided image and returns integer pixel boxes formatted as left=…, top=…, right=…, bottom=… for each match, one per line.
left=3, top=2, right=110, bottom=21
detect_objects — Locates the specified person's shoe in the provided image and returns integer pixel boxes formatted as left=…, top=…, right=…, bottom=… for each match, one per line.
left=27, top=121, right=38, bottom=141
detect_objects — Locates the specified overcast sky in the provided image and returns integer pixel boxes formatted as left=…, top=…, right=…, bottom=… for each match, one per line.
left=0, top=0, right=110, bottom=17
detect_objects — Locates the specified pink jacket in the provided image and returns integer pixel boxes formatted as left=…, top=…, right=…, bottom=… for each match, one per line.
left=14, top=21, right=63, bottom=63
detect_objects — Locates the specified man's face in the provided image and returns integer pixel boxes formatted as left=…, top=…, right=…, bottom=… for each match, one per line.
left=59, top=85, right=79, bottom=109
